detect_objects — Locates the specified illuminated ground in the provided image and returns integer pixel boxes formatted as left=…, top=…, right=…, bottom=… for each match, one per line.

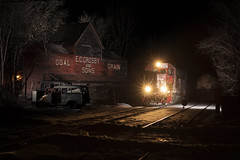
left=0, top=103, right=240, bottom=160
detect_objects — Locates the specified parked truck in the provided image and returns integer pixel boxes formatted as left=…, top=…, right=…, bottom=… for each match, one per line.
left=32, top=81, right=90, bottom=108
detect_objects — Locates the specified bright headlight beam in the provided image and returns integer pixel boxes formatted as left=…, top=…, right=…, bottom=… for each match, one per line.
left=160, top=86, right=167, bottom=93
left=155, top=61, right=161, bottom=68
left=145, top=86, right=152, bottom=93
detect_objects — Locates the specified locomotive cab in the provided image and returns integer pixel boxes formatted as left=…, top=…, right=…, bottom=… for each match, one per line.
left=142, top=61, right=186, bottom=105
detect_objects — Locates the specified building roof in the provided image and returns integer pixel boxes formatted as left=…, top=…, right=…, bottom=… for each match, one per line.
left=102, top=49, right=123, bottom=60
left=48, top=44, right=69, bottom=54
left=52, top=23, right=89, bottom=45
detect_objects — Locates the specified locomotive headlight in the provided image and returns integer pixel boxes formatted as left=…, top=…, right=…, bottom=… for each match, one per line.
left=144, top=85, right=152, bottom=93
left=160, top=86, right=167, bottom=93
left=155, top=61, right=161, bottom=68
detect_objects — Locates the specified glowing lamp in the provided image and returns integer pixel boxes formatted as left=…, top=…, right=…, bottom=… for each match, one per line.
left=16, top=75, right=22, bottom=81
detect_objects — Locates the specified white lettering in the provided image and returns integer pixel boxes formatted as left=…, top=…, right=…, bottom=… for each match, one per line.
left=76, top=56, right=78, bottom=62
left=55, top=58, right=70, bottom=66
left=79, top=56, right=82, bottom=63
left=56, top=59, right=59, bottom=65
left=86, top=64, right=91, bottom=68
left=82, top=67, right=95, bottom=74
left=75, top=56, right=100, bottom=64
left=108, top=63, right=120, bottom=70
left=59, top=59, right=63, bottom=65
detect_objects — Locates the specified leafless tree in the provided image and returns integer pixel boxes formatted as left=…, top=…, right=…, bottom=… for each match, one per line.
left=26, top=0, right=67, bottom=52
left=78, top=11, right=108, bottom=43
left=78, top=2, right=136, bottom=59
left=0, top=0, right=67, bottom=100
left=105, top=2, right=136, bottom=59
left=25, top=0, right=67, bottom=80
left=198, top=0, right=240, bottom=96
left=0, top=2, right=12, bottom=87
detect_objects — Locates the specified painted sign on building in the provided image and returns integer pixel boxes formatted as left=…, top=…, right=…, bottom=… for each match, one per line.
left=75, top=56, right=101, bottom=74
left=49, top=53, right=125, bottom=77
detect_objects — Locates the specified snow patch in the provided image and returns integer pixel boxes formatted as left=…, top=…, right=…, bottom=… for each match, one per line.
left=117, top=103, right=132, bottom=108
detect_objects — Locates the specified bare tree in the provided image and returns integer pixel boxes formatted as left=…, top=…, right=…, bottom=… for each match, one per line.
left=0, top=3, right=12, bottom=87
left=79, top=11, right=91, bottom=23
left=105, top=2, right=136, bottom=58
left=25, top=0, right=67, bottom=80
left=0, top=0, right=67, bottom=100
left=78, top=11, right=108, bottom=42
left=198, top=0, right=240, bottom=96
left=78, top=2, right=136, bottom=59
left=26, top=0, right=67, bottom=51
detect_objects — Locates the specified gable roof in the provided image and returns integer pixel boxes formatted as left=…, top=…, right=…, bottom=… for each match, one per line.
left=52, top=22, right=104, bottom=49
left=102, top=49, right=122, bottom=60
left=48, top=44, right=69, bottom=54
left=74, top=23, right=104, bottom=49
left=52, top=23, right=89, bottom=45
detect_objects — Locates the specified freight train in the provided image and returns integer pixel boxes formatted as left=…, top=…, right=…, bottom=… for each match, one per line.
left=142, top=61, right=187, bottom=105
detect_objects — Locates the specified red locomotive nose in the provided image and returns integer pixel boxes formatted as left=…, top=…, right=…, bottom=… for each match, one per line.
left=142, top=62, right=187, bottom=105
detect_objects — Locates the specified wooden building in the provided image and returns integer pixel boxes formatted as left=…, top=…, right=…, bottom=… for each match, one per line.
left=23, top=23, right=127, bottom=104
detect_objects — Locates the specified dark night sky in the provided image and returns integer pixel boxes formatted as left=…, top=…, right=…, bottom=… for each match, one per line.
left=64, top=0, right=215, bottom=84
left=65, top=0, right=211, bottom=32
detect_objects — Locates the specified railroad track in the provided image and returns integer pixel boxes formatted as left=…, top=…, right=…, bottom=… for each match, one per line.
left=58, top=106, right=164, bottom=127
left=105, top=106, right=168, bottom=123
left=0, top=106, right=145, bottom=137
left=0, top=105, right=165, bottom=152
left=141, top=103, right=213, bottom=128
left=138, top=152, right=151, bottom=160
left=135, top=103, right=213, bottom=160
left=183, top=104, right=212, bottom=127
left=0, top=103, right=212, bottom=152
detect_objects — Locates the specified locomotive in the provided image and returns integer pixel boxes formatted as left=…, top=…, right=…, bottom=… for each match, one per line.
left=142, top=61, right=187, bottom=105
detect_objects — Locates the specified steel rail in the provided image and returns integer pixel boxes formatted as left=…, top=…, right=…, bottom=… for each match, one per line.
left=0, top=108, right=138, bottom=138
left=62, top=107, right=145, bottom=124
left=106, top=106, right=167, bottom=122
left=138, top=152, right=151, bottom=160
left=63, top=107, right=163, bottom=125
left=184, top=104, right=212, bottom=126
left=0, top=107, right=164, bottom=152
left=142, top=104, right=198, bottom=128
left=0, top=124, right=67, bottom=152
left=0, top=109, right=140, bottom=151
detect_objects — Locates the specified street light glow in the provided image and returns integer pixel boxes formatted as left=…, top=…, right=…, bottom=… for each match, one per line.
left=16, top=75, right=22, bottom=81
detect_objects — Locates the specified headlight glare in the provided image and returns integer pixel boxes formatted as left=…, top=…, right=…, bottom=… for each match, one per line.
left=160, top=86, right=167, bottom=93
left=145, top=85, right=152, bottom=93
